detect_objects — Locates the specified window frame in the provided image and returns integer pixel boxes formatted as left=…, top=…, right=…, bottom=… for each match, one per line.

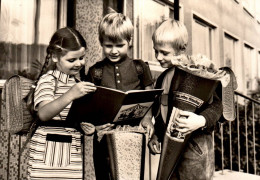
left=243, top=41, right=256, bottom=93
left=223, top=30, right=239, bottom=69
left=191, top=11, right=219, bottom=68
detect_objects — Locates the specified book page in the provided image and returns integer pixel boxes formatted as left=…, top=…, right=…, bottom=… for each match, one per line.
left=113, top=102, right=153, bottom=122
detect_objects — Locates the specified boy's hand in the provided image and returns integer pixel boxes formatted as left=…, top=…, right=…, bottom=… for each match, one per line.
left=148, top=134, right=161, bottom=154
left=95, top=123, right=114, bottom=132
left=175, top=111, right=206, bottom=136
left=80, top=122, right=95, bottom=135
left=140, top=117, right=154, bottom=138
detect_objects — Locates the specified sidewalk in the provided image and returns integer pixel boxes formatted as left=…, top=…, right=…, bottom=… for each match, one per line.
left=214, top=169, right=260, bottom=180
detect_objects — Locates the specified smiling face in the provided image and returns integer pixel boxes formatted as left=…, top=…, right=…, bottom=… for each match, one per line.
left=53, top=47, right=86, bottom=75
left=102, top=38, right=129, bottom=63
left=153, top=43, right=180, bottom=68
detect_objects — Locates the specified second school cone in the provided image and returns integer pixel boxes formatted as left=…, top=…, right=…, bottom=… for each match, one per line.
left=157, top=133, right=191, bottom=180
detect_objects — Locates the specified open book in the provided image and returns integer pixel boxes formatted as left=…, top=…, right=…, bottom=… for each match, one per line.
left=66, top=86, right=163, bottom=126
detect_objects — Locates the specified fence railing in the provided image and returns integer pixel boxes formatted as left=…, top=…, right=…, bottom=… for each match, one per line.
left=215, top=91, right=260, bottom=176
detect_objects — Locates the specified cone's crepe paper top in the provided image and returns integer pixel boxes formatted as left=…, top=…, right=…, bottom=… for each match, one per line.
left=168, top=54, right=238, bottom=121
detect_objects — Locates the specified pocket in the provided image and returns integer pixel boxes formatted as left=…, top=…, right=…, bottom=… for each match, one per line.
left=44, top=134, right=72, bottom=167
left=189, top=139, right=204, bottom=156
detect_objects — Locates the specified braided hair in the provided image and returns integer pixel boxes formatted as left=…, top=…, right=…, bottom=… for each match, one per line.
left=37, top=27, right=87, bottom=80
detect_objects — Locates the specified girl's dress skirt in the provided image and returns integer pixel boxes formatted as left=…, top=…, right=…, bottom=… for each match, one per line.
left=28, top=126, right=83, bottom=179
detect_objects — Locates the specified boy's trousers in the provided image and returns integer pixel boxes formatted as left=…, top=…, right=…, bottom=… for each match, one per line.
left=170, top=132, right=214, bottom=180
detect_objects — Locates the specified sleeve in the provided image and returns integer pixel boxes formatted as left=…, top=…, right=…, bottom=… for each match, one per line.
left=34, top=74, right=56, bottom=111
left=153, top=113, right=167, bottom=142
left=140, top=61, right=154, bottom=87
left=152, top=72, right=167, bottom=141
left=199, top=92, right=223, bottom=132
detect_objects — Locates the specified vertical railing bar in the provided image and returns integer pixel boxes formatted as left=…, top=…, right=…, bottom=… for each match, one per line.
left=245, top=101, right=249, bottom=173
left=220, top=123, right=224, bottom=174
left=212, top=130, right=215, bottom=168
left=252, top=102, right=256, bottom=174
left=236, top=95, right=241, bottom=171
left=229, top=120, right=232, bottom=171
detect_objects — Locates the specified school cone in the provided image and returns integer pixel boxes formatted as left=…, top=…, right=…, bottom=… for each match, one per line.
left=105, top=131, right=146, bottom=180
left=157, top=133, right=191, bottom=180
left=156, top=67, right=219, bottom=180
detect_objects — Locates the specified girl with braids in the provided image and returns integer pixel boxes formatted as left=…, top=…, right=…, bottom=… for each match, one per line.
left=28, top=27, right=96, bottom=179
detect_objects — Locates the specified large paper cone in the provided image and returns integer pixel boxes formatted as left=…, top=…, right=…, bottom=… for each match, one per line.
left=157, top=67, right=219, bottom=180
left=105, top=131, right=146, bottom=180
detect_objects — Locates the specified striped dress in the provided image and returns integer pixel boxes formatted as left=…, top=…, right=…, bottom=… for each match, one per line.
left=28, top=70, right=83, bottom=180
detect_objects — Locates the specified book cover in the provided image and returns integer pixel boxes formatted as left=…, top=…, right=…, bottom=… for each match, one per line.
left=66, top=86, right=163, bottom=126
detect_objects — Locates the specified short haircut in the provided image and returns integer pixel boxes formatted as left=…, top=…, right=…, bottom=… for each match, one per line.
left=99, top=12, right=134, bottom=44
left=152, top=19, right=188, bottom=51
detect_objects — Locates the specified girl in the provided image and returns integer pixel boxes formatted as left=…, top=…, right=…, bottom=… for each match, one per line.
left=28, top=27, right=96, bottom=179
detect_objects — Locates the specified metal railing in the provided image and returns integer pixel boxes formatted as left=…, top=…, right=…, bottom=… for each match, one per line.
left=216, top=91, right=259, bottom=176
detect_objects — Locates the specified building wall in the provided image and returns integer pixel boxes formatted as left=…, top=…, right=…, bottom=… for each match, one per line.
left=182, top=0, right=260, bottom=58
left=180, top=0, right=260, bottom=94
left=75, top=0, right=104, bottom=73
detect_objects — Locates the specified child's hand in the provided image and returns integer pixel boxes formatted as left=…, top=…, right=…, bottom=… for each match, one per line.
left=80, top=122, right=95, bottom=135
left=175, top=111, right=206, bottom=136
left=148, top=134, right=161, bottom=154
left=140, top=117, right=154, bottom=138
left=95, top=123, right=114, bottom=133
left=69, top=82, right=96, bottom=100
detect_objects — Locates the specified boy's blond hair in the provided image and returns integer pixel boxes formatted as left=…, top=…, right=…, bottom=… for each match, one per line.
left=99, top=12, right=134, bottom=44
left=152, top=19, right=188, bottom=51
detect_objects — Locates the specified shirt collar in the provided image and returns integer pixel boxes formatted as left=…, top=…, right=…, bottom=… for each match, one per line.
left=47, top=69, right=71, bottom=84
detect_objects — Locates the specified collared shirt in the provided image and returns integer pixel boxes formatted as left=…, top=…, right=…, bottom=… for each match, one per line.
left=87, top=57, right=153, bottom=91
left=34, top=69, right=77, bottom=120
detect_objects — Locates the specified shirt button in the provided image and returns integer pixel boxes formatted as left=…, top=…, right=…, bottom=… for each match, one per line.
left=116, top=73, right=120, bottom=76
left=117, top=80, right=120, bottom=83
left=115, top=66, right=119, bottom=69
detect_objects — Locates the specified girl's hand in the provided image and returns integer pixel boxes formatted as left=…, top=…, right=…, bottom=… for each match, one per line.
left=68, top=81, right=96, bottom=100
left=148, top=134, right=161, bottom=154
left=95, top=123, right=114, bottom=133
left=140, top=117, right=154, bottom=138
left=175, top=111, right=206, bottom=136
left=80, top=122, right=95, bottom=135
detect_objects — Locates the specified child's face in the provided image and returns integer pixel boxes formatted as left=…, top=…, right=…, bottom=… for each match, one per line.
left=154, top=43, right=179, bottom=68
left=54, top=47, right=86, bottom=76
left=102, top=38, right=129, bottom=63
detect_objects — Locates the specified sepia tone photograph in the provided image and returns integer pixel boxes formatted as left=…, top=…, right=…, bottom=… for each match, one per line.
left=0, top=0, right=260, bottom=179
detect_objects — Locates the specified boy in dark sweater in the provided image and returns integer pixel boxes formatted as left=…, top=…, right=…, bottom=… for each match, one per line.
left=148, top=19, right=222, bottom=180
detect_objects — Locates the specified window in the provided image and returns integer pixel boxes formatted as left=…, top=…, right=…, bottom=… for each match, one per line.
left=244, top=44, right=256, bottom=92
left=223, top=33, right=238, bottom=69
left=192, top=14, right=218, bottom=66
left=223, top=32, right=244, bottom=93
left=133, top=0, right=183, bottom=70
left=0, top=0, right=68, bottom=79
